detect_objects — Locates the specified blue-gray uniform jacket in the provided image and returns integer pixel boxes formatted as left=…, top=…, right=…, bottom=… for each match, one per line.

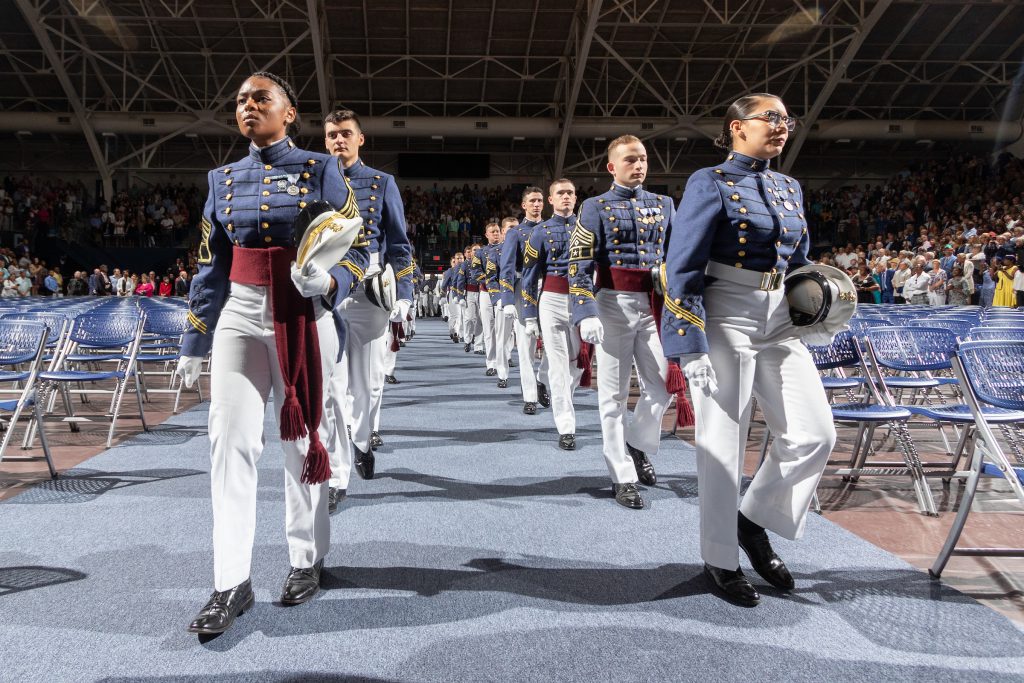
left=452, top=261, right=470, bottom=300
left=467, top=247, right=487, bottom=290
left=520, top=213, right=575, bottom=320
left=661, top=151, right=810, bottom=357
left=342, top=159, right=414, bottom=301
left=412, top=263, right=424, bottom=295
left=182, top=137, right=369, bottom=358
left=440, top=267, right=454, bottom=297
left=481, top=243, right=503, bottom=295
left=568, top=183, right=672, bottom=325
left=497, top=218, right=541, bottom=308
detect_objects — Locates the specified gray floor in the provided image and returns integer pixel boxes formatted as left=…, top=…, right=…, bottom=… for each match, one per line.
left=1, top=319, right=1022, bottom=682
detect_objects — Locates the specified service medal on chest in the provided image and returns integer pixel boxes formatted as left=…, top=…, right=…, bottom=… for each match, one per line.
left=783, top=200, right=795, bottom=211
left=287, top=185, right=300, bottom=196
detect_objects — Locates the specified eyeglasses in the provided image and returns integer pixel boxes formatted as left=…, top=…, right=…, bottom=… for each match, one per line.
left=739, top=111, right=798, bottom=131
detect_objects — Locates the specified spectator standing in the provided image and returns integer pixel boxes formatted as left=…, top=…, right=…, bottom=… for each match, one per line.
left=994, top=256, right=1018, bottom=307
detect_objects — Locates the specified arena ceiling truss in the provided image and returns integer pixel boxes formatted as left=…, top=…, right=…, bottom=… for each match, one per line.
left=2, top=0, right=1023, bottom=189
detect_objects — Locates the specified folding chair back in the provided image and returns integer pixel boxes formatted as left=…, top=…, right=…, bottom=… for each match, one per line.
left=967, top=328, right=1024, bottom=342
left=865, top=326, right=957, bottom=373
left=806, top=330, right=859, bottom=370
left=0, top=320, right=56, bottom=478
left=956, top=341, right=1024, bottom=411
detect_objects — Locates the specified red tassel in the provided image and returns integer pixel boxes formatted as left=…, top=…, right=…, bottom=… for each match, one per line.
left=576, top=341, right=593, bottom=389
left=390, top=321, right=403, bottom=352
left=280, top=387, right=307, bottom=440
left=300, top=432, right=332, bottom=485
left=666, top=361, right=686, bottom=394
left=666, top=363, right=695, bottom=428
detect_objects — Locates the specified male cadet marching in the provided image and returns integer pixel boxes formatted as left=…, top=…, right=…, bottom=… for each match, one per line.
left=481, top=223, right=509, bottom=387
left=460, top=243, right=486, bottom=354
left=568, top=134, right=677, bottom=510
left=476, top=222, right=504, bottom=378
left=442, top=253, right=464, bottom=341
left=323, top=109, right=415, bottom=489
left=498, top=187, right=551, bottom=414
left=521, top=179, right=583, bottom=448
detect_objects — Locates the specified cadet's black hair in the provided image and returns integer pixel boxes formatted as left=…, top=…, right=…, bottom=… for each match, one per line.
left=714, top=92, right=783, bottom=150
left=249, top=71, right=301, bottom=136
left=324, top=109, right=362, bottom=130
left=521, top=186, right=544, bottom=202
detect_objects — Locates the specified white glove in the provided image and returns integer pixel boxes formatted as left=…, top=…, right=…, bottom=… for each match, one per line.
left=175, top=356, right=203, bottom=389
left=578, top=316, right=604, bottom=345
left=290, top=261, right=333, bottom=298
left=680, top=353, right=718, bottom=396
left=390, top=298, right=412, bottom=322
left=802, top=329, right=836, bottom=347
left=502, top=304, right=518, bottom=320
left=525, top=318, right=541, bottom=337
left=459, top=299, right=468, bottom=308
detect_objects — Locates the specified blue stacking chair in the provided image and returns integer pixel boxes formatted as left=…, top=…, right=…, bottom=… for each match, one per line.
left=135, top=306, right=201, bottom=413
left=862, top=326, right=945, bottom=404
left=0, top=321, right=56, bottom=479
left=931, top=341, right=1024, bottom=577
left=826, top=332, right=937, bottom=515
left=967, top=328, right=1024, bottom=342
left=36, top=312, right=148, bottom=448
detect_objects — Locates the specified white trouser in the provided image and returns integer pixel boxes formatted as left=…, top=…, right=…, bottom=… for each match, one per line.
left=508, top=314, right=548, bottom=403
left=324, top=347, right=353, bottom=490
left=479, top=291, right=498, bottom=369
left=494, top=304, right=511, bottom=381
left=208, top=282, right=335, bottom=591
left=382, top=329, right=398, bottom=376
left=539, top=291, right=582, bottom=434
left=337, top=286, right=390, bottom=455
left=447, top=294, right=460, bottom=333
left=464, top=291, right=481, bottom=349
left=694, top=279, right=836, bottom=571
left=595, top=289, right=671, bottom=483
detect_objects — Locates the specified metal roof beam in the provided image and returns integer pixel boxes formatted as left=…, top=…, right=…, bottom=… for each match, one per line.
left=780, top=0, right=892, bottom=173
left=14, top=0, right=112, bottom=198
left=554, top=0, right=603, bottom=178
left=306, top=0, right=330, bottom=118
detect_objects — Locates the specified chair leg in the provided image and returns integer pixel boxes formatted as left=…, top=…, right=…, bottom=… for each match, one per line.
left=930, top=440, right=983, bottom=577
left=33, top=402, right=57, bottom=479
left=106, top=379, right=128, bottom=448
left=134, top=374, right=149, bottom=432
left=892, top=420, right=937, bottom=516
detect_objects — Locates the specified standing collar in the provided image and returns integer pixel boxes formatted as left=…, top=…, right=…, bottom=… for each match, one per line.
left=549, top=213, right=576, bottom=226
left=724, top=151, right=771, bottom=173
left=248, top=137, right=296, bottom=165
left=610, top=183, right=641, bottom=199
left=343, top=158, right=365, bottom=177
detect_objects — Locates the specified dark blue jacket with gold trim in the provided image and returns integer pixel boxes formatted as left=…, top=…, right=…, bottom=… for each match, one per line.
left=661, top=151, right=810, bottom=357
left=480, top=243, right=502, bottom=295
left=452, top=260, right=470, bottom=301
left=182, top=137, right=369, bottom=358
left=568, top=184, right=672, bottom=325
left=497, top=218, right=541, bottom=308
left=467, top=246, right=487, bottom=290
left=342, top=159, right=414, bottom=302
left=521, top=213, right=575, bottom=320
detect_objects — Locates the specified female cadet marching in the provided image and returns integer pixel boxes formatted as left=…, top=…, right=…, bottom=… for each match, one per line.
left=175, top=71, right=368, bottom=634
left=661, top=93, right=837, bottom=607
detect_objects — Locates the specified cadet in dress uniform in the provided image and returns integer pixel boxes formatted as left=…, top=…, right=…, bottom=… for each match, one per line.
left=175, top=72, right=369, bottom=634
left=323, top=110, right=414, bottom=485
left=442, top=254, right=464, bottom=340
left=477, top=223, right=504, bottom=376
left=460, top=243, right=486, bottom=353
left=498, top=187, right=551, bottom=414
left=568, top=135, right=674, bottom=510
left=521, top=179, right=583, bottom=448
left=662, top=93, right=836, bottom=607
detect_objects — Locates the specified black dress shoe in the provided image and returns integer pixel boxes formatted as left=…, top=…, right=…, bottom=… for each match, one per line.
left=474, top=349, right=485, bottom=355
left=738, top=516, right=795, bottom=590
left=398, top=340, right=406, bottom=347
left=612, top=482, right=645, bottom=509
left=626, top=443, right=657, bottom=486
left=703, top=564, right=760, bottom=607
left=464, top=342, right=472, bottom=352
left=523, top=402, right=537, bottom=415
left=384, top=374, right=399, bottom=384
left=370, top=431, right=383, bottom=450
left=497, top=379, right=508, bottom=389
left=508, top=359, right=516, bottom=368
left=485, top=368, right=497, bottom=377
left=187, top=579, right=254, bottom=634
left=328, top=487, right=347, bottom=514
left=558, top=434, right=576, bottom=450
left=280, top=559, right=323, bottom=606
left=355, top=447, right=375, bottom=480
left=537, top=382, right=551, bottom=408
